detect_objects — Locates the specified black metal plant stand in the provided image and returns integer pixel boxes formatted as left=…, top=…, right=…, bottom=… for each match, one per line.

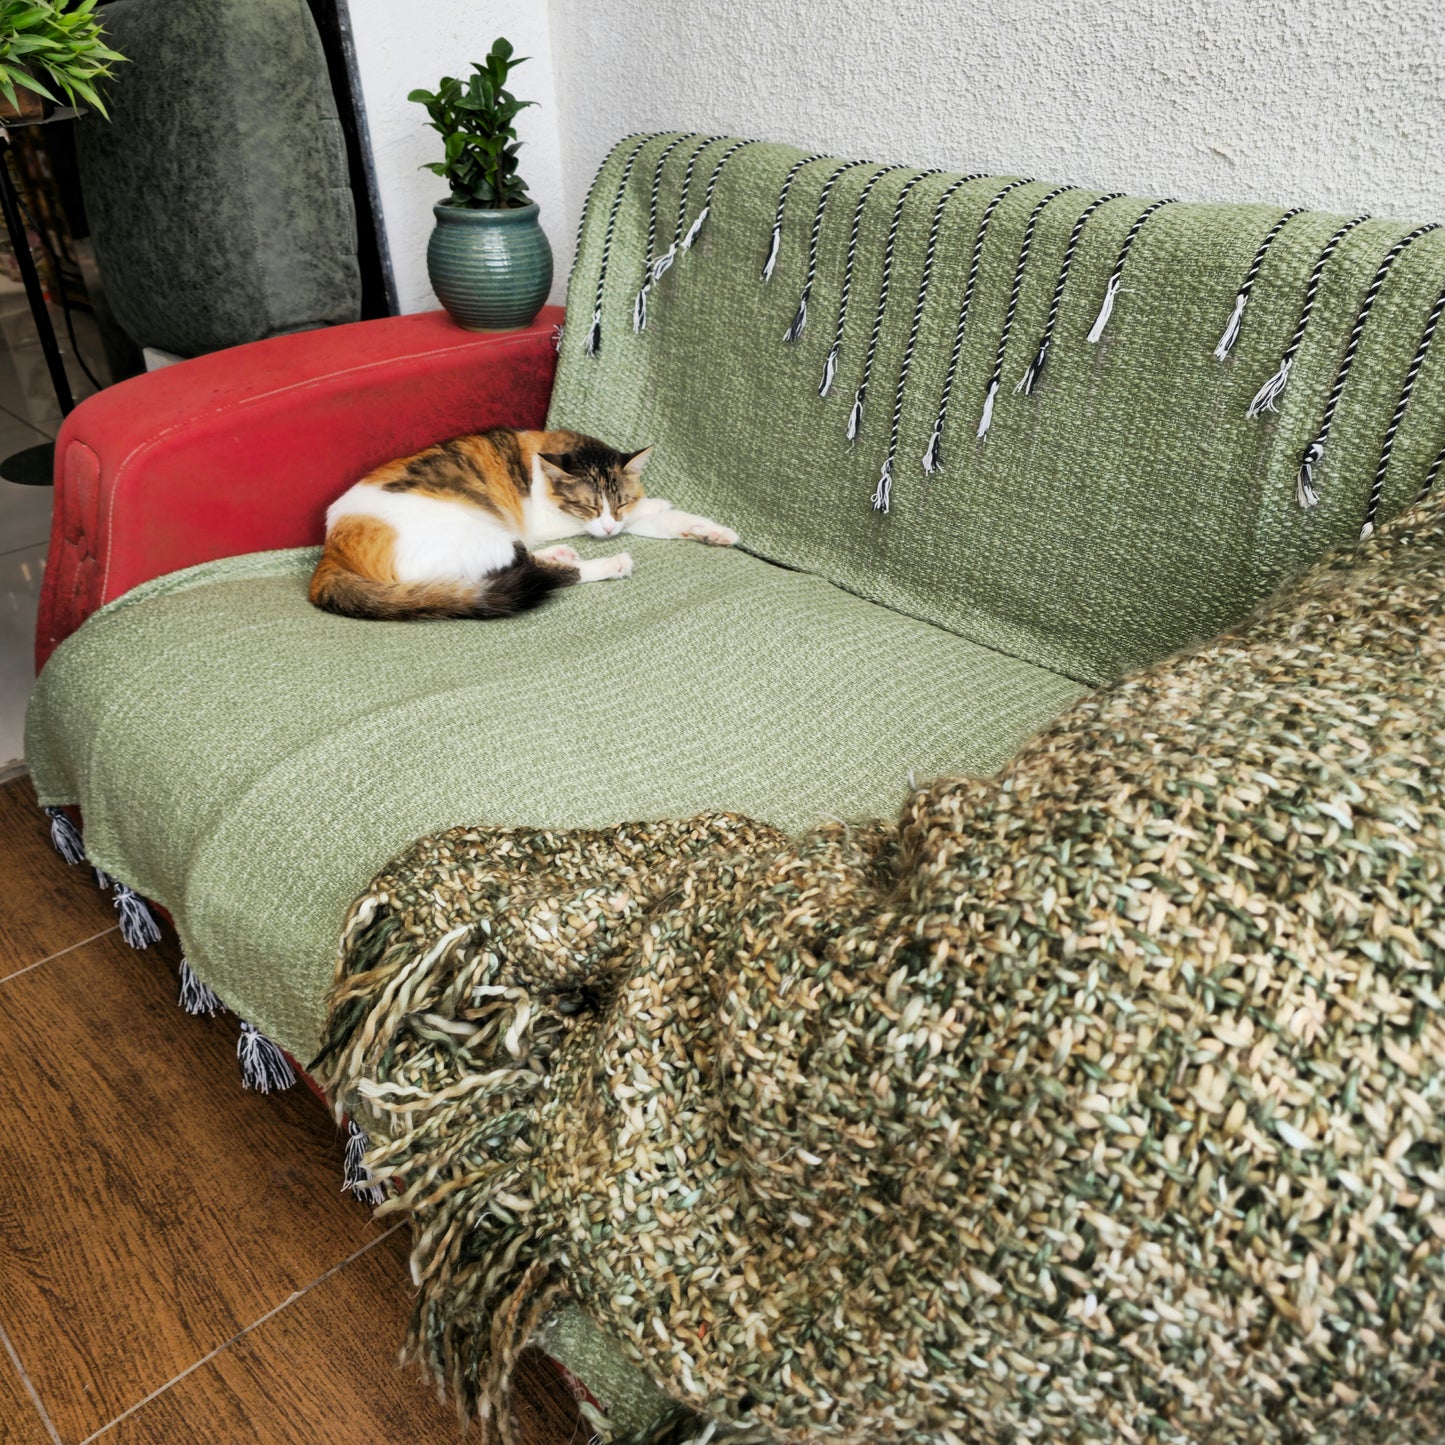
left=0, top=109, right=79, bottom=486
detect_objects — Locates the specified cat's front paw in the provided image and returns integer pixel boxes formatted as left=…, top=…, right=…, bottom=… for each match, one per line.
left=685, top=521, right=738, bottom=547
left=603, top=551, right=634, bottom=579
left=535, top=544, right=581, bottom=566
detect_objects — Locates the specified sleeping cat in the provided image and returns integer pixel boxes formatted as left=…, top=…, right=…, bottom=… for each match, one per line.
left=308, top=428, right=738, bottom=621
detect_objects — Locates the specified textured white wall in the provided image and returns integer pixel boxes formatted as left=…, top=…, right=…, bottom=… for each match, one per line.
left=343, top=0, right=568, bottom=313
left=548, top=0, right=1443, bottom=288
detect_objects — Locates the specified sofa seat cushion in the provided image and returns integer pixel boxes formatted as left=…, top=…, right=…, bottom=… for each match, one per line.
left=26, top=540, right=1082, bottom=1058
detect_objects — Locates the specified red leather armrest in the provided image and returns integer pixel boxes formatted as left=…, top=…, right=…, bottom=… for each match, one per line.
left=37, top=306, right=562, bottom=670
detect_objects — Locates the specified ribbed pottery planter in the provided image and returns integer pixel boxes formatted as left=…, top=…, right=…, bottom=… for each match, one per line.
left=426, top=201, right=553, bottom=331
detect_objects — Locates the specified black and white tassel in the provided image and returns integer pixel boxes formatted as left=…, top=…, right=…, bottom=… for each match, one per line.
left=820, top=164, right=905, bottom=398
left=1214, top=207, right=1303, bottom=360
left=784, top=159, right=872, bottom=343
left=584, top=133, right=656, bottom=357
left=923, top=175, right=1033, bottom=475
left=680, top=138, right=754, bottom=254
left=93, top=867, right=112, bottom=890
left=1246, top=214, right=1369, bottom=417
left=1016, top=192, right=1122, bottom=397
left=651, top=133, right=724, bottom=284
left=872, top=172, right=985, bottom=509
left=632, top=133, right=694, bottom=331
left=1418, top=442, right=1445, bottom=506
left=785, top=156, right=874, bottom=342
left=342, top=1118, right=385, bottom=1205
left=761, top=153, right=825, bottom=283
left=852, top=169, right=942, bottom=448
left=237, top=1020, right=296, bottom=1093
left=1359, top=279, right=1445, bottom=538
left=1295, top=221, right=1440, bottom=510
left=43, top=805, right=86, bottom=865
left=178, top=956, right=224, bottom=1015
left=112, top=882, right=161, bottom=949
left=1085, top=197, right=1176, bottom=344
left=977, top=184, right=1078, bottom=439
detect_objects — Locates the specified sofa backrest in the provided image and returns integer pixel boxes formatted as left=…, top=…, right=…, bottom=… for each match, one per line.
left=548, top=135, right=1445, bottom=685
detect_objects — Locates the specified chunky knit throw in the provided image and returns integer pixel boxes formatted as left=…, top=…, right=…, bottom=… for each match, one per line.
left=315, top=492, right=1445, bottom=1445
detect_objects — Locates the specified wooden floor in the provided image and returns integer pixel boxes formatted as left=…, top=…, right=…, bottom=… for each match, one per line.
left=0, top=776, right=582, bottom=1444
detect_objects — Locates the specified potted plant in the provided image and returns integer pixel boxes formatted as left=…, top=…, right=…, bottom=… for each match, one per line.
left=409, top=37, right=552, bottom=331
left=0, top=0, right=124, bottom=123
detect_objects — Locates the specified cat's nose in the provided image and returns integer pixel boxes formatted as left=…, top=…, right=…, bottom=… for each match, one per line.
left=601, top=518, right=618, bottom=535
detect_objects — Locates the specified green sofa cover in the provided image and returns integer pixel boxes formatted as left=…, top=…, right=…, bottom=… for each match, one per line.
left=25, top=129, right=1445, bottom=1438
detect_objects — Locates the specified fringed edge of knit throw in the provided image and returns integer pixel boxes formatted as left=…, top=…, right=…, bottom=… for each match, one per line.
left=309, top=889, right=751, bottom=1445
left=238, top=1020, right=297, bottom=1093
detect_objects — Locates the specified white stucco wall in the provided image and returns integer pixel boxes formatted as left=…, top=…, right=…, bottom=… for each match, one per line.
left=548, top=0, right=1443, bottom=290
left=342, top=0, right=568, bottom=313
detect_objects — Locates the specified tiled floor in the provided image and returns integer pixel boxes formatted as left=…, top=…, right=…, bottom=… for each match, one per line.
left=0, top=274, right=109, bottom=774
left=0, top=775, right=581, bottom=1443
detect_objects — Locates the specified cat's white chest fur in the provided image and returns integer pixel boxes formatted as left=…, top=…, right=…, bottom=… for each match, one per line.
left=327, top=483, right=516, bottom=583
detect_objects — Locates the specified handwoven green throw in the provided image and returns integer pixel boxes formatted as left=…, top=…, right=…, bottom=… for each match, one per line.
left=317, top=490, right=1445, bottom=1444
left=550, top=136, right=1445, bottom=687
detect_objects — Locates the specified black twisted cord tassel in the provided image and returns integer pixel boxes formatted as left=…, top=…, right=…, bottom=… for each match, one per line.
left=819, top=164, right=905, bottom=398
left=1214, top=207, right=1304, bottom=360
left=923, top=175, right=1034, bottom=476
left=761, top=153, right=826, bottom=283
left=1246, top=214, right=1370, bottom=417
left=1296, top=222, right=1439, bottom=509
left=632, top=133, right=696, bottom=332
left=584, top=133, right=657, bottom=357
left=1359, top=280, right=1445, bottom=538
left=1015, top=192, right=1122, bottom=397
left=976, top=185, right=1078, bottom=439
left=852, top=169, right=943, bottom=457
left=870, top=173, right=985, bottom=513
left=1085, top=197, right=1176, bottom=344
left=784, top=159, right=873, bottom=343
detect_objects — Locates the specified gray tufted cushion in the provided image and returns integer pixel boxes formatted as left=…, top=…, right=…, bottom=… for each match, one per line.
left=75, top=0, right=361, bottom=357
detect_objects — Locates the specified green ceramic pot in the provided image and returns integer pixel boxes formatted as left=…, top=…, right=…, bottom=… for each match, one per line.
left=426, top=200, right=553, bottom=331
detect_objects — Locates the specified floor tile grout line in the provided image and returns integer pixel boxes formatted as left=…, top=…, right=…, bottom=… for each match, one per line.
left=0, top=926, right=119, bottom=988
left=78, top=1224, right=406, bottom=1445
left=0, top=536, right=51, bottom=560
left=0, top=1318, right=64, bottom=1445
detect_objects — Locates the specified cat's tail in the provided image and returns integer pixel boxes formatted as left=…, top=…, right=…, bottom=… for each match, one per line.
left=308, top=544, right=578, bottom=621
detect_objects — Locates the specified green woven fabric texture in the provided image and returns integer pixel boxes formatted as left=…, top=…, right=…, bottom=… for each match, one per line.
left=25, top=542, right=1080, bottom=1059
left=550, top=136, right=1445, bottom=686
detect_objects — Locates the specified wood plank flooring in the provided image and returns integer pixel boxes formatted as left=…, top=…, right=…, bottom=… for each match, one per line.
left=0, top=776, right=582, bottom=1443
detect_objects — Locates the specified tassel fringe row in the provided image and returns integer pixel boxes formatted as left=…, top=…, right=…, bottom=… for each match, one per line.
left=631, top=133, right=695, bottom=331
left=1213, top=207, right=1303, bottom=360
left=683, top=139, right=755, bottom=255
left=585, top=133, right=656, bottom=358
left=925, top=175, right=1033, bottom=474
left=785, top=158, right=872, bottom=343
left=980, top=184, right=1077, bottom=437
left=877, top=172, right=983, bottom=496
left=1086, top=197, right=1176, bottom=344
left=761, top=153, right=824, bottom=283
left=819, top=164, right=902, bottom=397
left=1294, top=221, right=1439, bottom=508
left=1246, top=214, right=1369, bottom=416
left=238, top=1021, right=297, bottom=1093
left=1360, top=278, right=1445, bottom=537
left=850, top=169, right=941, bottom=447
left=1017, top=192, right=1122, bottom=396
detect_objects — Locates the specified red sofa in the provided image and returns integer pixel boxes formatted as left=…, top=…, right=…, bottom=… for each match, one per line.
left=37, top=306, right=565, bottom=671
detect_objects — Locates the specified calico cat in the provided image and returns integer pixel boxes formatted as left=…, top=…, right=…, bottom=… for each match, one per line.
left=308, top=428, right=737, bottom=621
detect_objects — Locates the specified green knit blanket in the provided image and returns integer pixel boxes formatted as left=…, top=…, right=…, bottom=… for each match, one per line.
left=315, top=490, right=1445, bottom=1444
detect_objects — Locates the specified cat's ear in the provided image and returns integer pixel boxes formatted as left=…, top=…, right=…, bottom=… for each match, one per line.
left=623, top=446, right=653, bottom=478
left=537, top=453, right=572, bottom=485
